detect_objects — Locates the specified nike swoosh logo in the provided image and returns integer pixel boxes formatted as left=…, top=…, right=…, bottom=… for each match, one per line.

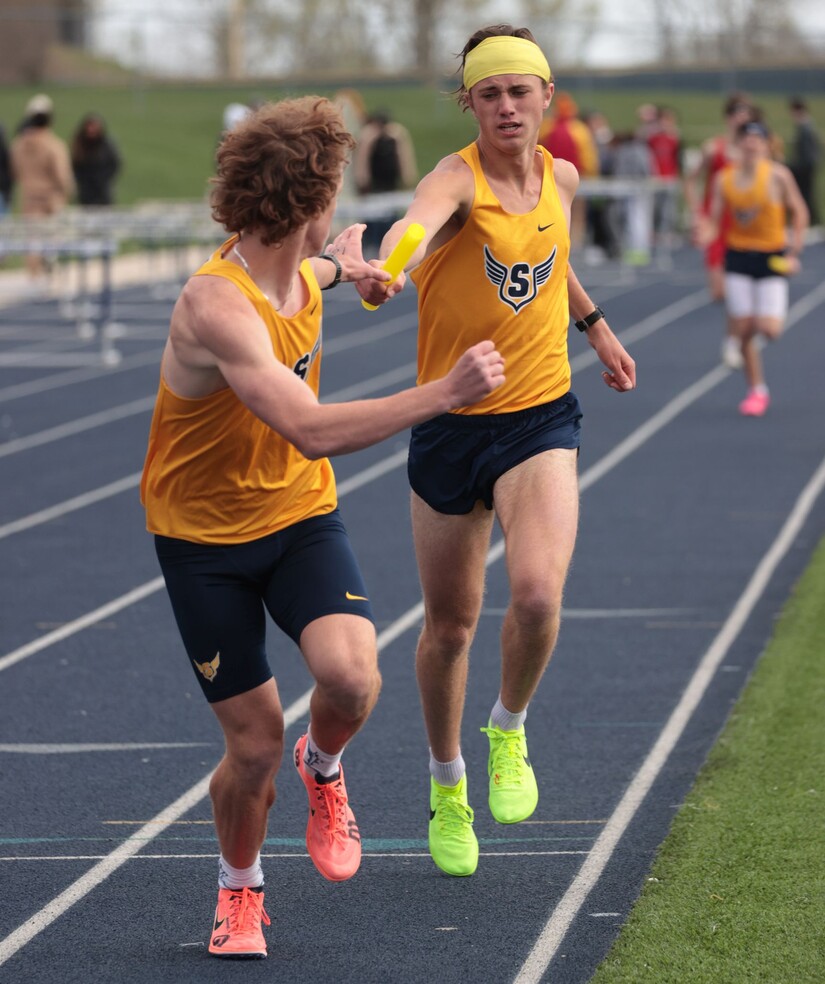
left=538, top=223, right=554, bottom=232
left=213, top=917, right=227, bottom=931
left=346, top=591, right=368, bottom=601
left=429, top=809, right=436, bottom=821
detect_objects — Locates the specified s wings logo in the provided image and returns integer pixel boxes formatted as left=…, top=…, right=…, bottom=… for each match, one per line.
left=484, top=244, right=557, bottom=314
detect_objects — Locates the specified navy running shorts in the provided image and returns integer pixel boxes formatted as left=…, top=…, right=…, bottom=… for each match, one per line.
left=725, top=248, right=786, bottom=280
left=408, top=390, right=582, bottom=515
left=155, top=508, right=374, bottom=704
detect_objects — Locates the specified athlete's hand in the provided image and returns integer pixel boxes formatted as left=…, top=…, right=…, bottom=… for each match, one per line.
left=692, top=213, right=715, bottom=248
left=321, top=224, right=392, bottom=286
left=586, top=322, right=636, bottom=392
left=444, top=340, right=505, bottom=408
left=354, top=260, right=407, bottom=307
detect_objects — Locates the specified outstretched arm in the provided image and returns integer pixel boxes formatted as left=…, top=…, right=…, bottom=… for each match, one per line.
left=356, top=155, right=474, bottom=307
left=168, top=275, right=505, bottom=460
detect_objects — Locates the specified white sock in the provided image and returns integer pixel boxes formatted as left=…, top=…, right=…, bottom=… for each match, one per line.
left=305, top=728, right=343, bottom=778
left=753, top=383, right=769, bottom=396
left=218, top=853, right=264, bottom=890
left=429, top=750, right=465, bottom=787
left=490, top=695, right=527, bottom=732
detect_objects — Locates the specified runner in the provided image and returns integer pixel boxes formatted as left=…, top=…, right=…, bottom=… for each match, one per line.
left=704, top=119, right=808, bottom=416
left=358, top=25, right=635, bottom=877
left=141, top=96, right=504, bottom=954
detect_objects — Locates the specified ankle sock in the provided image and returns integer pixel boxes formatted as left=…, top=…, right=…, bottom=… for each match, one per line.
left=218, top=853, right=264, bottom=890
left=429, top=750, right=465, bottom=787
left=305, top=728, right=342, bottom=778
left=490, top=695, right=527, bottom=732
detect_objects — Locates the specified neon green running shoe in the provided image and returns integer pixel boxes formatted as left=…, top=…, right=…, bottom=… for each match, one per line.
left=428, top=775, right=478, bottom=876
left=481, top=722, right=539, bottom=824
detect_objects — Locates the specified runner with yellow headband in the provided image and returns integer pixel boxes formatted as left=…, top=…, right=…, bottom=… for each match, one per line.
left=358, top=24, right=636, bottom=877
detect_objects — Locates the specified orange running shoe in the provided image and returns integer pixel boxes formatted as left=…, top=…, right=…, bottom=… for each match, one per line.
left=208, top=886, right=270, bottom=959
left=293, top=734, right=362, bottom=881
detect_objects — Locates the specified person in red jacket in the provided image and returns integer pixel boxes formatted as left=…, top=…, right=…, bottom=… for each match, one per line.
left=539, top=91, right=598, bottom=245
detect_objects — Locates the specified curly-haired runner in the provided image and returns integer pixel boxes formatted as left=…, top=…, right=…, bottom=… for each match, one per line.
left=140, top=96, right=504, bottom=959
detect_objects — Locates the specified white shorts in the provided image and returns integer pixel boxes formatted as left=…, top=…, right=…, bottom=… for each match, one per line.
left=724, top=273, right=788, bottom=320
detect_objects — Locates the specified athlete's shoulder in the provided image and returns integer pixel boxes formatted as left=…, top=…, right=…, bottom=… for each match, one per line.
left=551, top=155, right=579, bottom=196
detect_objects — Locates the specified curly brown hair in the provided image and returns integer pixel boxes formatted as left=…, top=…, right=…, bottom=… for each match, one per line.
left=454, top=25, right=548, bottom=111
left=211, top=96, right=355, bottom=246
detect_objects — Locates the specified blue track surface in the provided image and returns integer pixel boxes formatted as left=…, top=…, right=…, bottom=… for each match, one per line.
left=1, top=245, right=824, bottom=983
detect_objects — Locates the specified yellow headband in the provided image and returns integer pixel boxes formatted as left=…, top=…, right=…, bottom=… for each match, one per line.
left=463, top=36, right=552, bottom=92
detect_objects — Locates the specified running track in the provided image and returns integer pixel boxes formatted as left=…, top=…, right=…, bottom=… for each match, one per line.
left=1, top=244, right=824, bottom=983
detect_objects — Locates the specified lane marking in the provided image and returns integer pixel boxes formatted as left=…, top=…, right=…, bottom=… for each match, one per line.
left=0, top=473, right=143, bottom=541
left=0, top=350, right=163, bottom=404
left=0, top=850, right=590, bottom=863
left=0, top=396, right=156, bottom=460
left=570, top=289, right=710, bottom=373
left=0, top=578, right=165, bottom=674
left=482, top=607, right=694, bottom=619
left=0, top=743, right=211, bottom=754
left=513, top=450, right=825, bottom=984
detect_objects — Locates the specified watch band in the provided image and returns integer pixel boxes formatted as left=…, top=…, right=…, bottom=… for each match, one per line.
left=318, top=253, right=342, bottom=290
left=575, top=305, right=605, bottom=332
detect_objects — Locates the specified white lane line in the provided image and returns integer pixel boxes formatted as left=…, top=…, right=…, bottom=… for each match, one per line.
left=513, top=451, right=825, bottom=984
left=0, top=850, right=590, bottom=863
left=0, top=396, right=156, bottom=459
left=322, top=310, right=416, bottom=354
left=0, top=473, right=143, bottom=541
left=570, top=289, right=709, bottom=373
left=0, top=350, right=163, bottom=404
left=0, top=578, right=165, bottom=674
left=482, top=608, right=694, bottom=619
left=0, top=743, right=211, bottom=754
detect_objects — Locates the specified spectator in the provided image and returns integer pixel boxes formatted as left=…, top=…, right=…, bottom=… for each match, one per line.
left=583, top=108, right=621, bottom=259
left=333, top=88, right=367, bottom=201
left=9, top=94, right=74, bottom=279
left=611, top=130, right=653, bottom=265
left=539, top=91, right=598, bottom=245
left=71, top=113, right=121, bottom=206
left=647, top=106, right=683, bottom=249
left=354, top=109, right=417, bottom=251
left=787, top=97, right=821, bottom=226
left=0, top=121, right=12, bottom=215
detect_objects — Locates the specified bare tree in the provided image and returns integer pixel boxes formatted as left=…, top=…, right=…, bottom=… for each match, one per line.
left=647, top=0, right=814, bottom=66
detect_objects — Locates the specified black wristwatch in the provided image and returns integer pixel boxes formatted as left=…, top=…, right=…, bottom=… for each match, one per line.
left=318, top=253, right=342, bottom=290
left=575, top=306, right=605, bottom=332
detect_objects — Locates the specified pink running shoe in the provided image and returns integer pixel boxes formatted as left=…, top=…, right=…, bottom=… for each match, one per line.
left=739, top=390, right=771, bottom=417
left=294, top=734, right=362, bottom=881
left=208, top=886, right=270, bottom=959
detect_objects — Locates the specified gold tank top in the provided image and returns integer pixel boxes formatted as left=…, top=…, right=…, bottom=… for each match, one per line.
left=140, top=237, right=337, bottom=544
left=721, top=159, right=786, bottom=253
left=411, top=142, right=571, bottom=415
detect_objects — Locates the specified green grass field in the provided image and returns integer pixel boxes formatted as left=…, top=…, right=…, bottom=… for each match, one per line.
left=591, top=535, right=825, bottom=983
left=1, top=83, right=822, bottom=208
